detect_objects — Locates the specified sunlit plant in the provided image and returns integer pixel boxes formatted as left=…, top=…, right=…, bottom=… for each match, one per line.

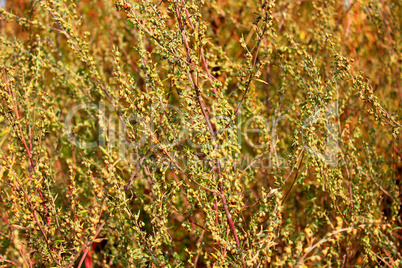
left=0, top=0, right=401, bottom=267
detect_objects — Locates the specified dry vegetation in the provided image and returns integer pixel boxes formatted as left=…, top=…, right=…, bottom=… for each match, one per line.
left=0, top=0, right=401, bottom=267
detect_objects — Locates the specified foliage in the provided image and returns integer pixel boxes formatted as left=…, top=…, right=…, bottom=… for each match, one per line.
left=0, top=0, right=401, bottom=267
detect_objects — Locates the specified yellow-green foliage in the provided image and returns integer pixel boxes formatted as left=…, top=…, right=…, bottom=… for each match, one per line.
left=0, top=0, right=401, bottom=267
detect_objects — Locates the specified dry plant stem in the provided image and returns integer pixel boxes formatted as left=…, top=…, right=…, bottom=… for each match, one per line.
left=179, top=0, right=219, bottom=96
left=240, top=152, right=264, bottom=178
left=360, top=171, right=394, bottom=201
left=123, top=145, right=152, bottom=191
left=1, top=71, right=51, bottom=227
left=340, top=151, right=353, bottom=208
left=122, top=6, right=219, bottom=94
left=66, top=216, right=108, bottom=268
left=217, top=160, right=241, bottom=249
left=282, top=149, right=305, bottom=184
left=174, top=6, right=214, bottom=135
left=231, top=22, right=269, bottom=120
left=135, top=222, right=167, bottom=268
left=381, top=248, right=397, bottom=267
left=282, top=149, right=305, bottom=205
left=167, top=198, right=207, bottom=230
left=200, top=48, right=219, bottom=95
left=75, top=220, right=107, bottom=268
left=243, top=198, right=262, bottom=210
left=161, top=147, right=219, bottom=195
left=1, top=72, right=34, bottom=169
left=175, top=3, right=243, bottom=260
left=171, top=171, right=196, bottom=229
left=48, top=10, right=137, bottom=151
left=193, top=229, right=205, bottom=266
left=368, top=249, right=393, bottom=268
left=294, top=226, right=362, bottom=267
left=265, top=66, right=271, bottom=113
left=347, top=155, right=394, bottom=200
left=11, top=172, right=59, bottom=266
left=17, top=247, right=31, bottom=268
left=341, top=248, right=348, bottom=268
left=213, top=193, right=223, bottom=250
left=393, top=145, right=402, bottom=159
left=0, top=255, right=17, bottom=266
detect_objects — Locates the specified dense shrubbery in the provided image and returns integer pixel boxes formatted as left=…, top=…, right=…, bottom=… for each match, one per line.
left=0, top=0, right=401, bottom=267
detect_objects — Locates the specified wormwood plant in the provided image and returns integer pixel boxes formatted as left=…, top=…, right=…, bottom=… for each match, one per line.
left=0, top=0, right=402, bottom=267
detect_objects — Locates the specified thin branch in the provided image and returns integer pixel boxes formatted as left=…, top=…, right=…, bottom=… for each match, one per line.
left=282, top=149, right=305, bottom=205
left=295, top=226, right=360, bottom=267
left=76, top=220, right=107, bottom=268
left=174, top=5, right=243, bottom=262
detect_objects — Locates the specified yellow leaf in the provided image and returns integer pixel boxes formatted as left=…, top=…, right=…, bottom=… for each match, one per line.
left=210, top=253, right=218, bottom=259
left=255, top=78, right=269, bottom=85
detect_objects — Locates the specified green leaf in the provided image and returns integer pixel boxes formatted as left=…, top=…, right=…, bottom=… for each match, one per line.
left=99, top=146, right=110, bottom=157
left=0, top=129, right=9, bottom=137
